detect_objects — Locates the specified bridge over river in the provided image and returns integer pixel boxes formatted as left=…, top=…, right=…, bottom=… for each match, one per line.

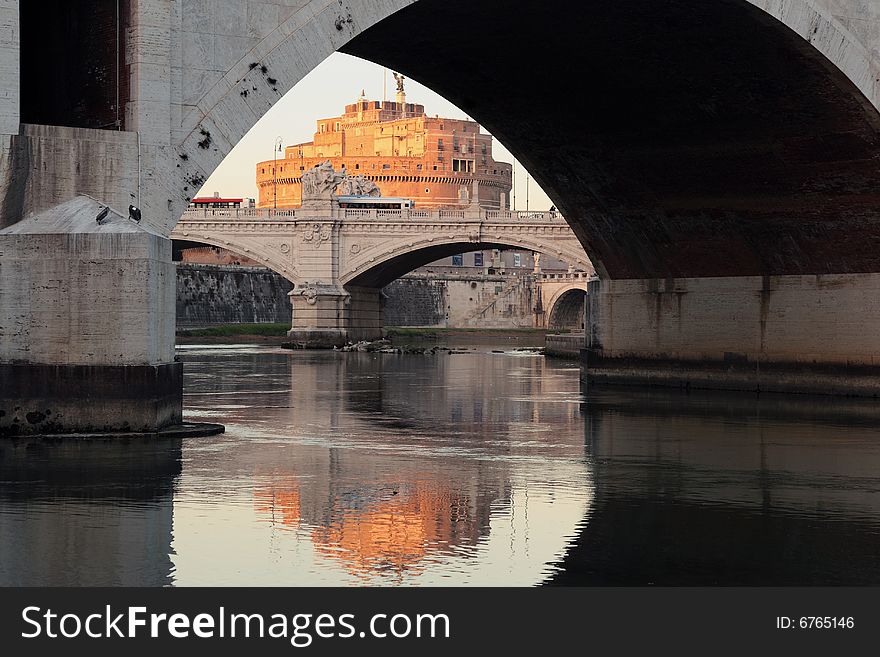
left=5, top=0, right=880, bottom=434
left=173, top=204, right=591, bottom=344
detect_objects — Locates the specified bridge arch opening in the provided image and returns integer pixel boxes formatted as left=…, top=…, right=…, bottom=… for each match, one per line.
left=172, top=238, right=294, bottom=328
left=547, top=289, right=587, bottom=333
left=337, top=0, right=880, bottom=280
left=176, top=0, right=880, bottom=284
left=341, top=241, right=584, bottom=290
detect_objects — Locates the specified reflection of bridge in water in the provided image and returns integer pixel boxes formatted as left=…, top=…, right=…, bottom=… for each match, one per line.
left=173, top=206, right=592, bottom=344
left=4, top=347, right=880, bottom=585
left=170, top=347, right=590, bottom=585
left=547, top=388, right=880, bottom=585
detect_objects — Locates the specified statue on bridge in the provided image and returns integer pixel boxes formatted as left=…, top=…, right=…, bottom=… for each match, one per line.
left=302, top=160, right=347, bottom=200
left=336, top=174, right=381, bottom=197
left=302, top=160, right=382, bottom=203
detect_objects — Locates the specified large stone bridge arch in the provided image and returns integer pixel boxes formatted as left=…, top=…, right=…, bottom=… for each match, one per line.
left=164, top=0, right=880, bottom=278
left=169, top=0, right=880, bottom=392
left=7, top=0, right=880, bottom=434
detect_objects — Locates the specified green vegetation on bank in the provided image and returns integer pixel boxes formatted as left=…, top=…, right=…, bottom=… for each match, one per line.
left=176, top=323, right=290, bottom=337
left=177, top=324, right=562, bottom=339
left=384, top=327, right=555, bottom=338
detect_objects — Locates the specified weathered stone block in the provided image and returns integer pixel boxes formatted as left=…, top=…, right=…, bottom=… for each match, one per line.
left=0, top=362, right=182, bottom=435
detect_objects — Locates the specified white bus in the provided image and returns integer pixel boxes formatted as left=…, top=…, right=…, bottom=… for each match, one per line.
left=336, top=196, right=414, bottom=210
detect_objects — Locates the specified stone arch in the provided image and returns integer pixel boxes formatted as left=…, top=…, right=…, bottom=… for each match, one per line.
left=170, top=234, right=301, bottom=285
left=340, top=236, right=588, bottom=289
left=547, top=287, right=587, bottom=332
left=169, top=0, right=880, bottom=283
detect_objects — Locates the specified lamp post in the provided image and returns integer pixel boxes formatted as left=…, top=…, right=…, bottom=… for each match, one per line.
left=526, top=172, right=530, bottom=212
left=273, top=136, right=283, bottom=209
left=512, top=160, right=516, bottom=212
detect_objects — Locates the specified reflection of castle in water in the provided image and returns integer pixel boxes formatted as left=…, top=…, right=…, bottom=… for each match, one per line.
left=216, top=351, right=584, bottom=580
left=253, top=457, right=501, bottom=581
left=173, top=346, right=590, bottom=584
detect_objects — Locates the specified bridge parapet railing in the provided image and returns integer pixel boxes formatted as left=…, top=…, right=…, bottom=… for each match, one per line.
left=182, top=208, right=297, bottom=220
left=179, top=207, right=569, bottom=225
left=340, top=208, right=375, bottom=220
left=485, top=210, right=565, bottom=222
left=437, top=209, right=467, bottom=219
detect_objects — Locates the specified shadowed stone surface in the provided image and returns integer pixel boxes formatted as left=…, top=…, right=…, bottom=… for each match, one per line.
left=0, top=363, right=183, bottom=435
left=344, top=0, right=880, bottom=279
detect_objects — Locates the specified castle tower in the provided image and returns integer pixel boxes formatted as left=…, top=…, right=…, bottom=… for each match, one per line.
left=255, top=88, right=512, bottom=209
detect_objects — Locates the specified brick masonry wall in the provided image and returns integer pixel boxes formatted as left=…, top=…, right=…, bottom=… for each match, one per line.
left=383, top=274, right=536, bottom=328
left=383, top=278, right=446, bottom=327
left=176, top=264, right=293, bottom=327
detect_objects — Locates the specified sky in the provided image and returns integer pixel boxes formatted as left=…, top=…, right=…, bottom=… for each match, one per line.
left=201, top=53, right=552, bottom=211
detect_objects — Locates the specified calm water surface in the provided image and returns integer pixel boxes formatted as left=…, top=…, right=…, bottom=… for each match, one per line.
left=2, top=341, right=880, bottom=585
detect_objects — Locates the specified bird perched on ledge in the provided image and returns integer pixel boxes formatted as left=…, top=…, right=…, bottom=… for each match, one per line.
left=95, top=206, right=110, bottom=224
left=129, top=205, right=142, bottom=223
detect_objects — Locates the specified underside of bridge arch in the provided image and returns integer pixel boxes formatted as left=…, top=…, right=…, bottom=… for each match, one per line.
left=343, top=0, right=880, bottom=280
left=344, top=242, right=546, bottom=289
left=171, top=239, right=295, bottom=328
left=548, top=290, right=587, bottom=332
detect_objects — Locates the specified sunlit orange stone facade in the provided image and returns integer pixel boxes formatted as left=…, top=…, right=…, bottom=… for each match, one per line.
left=256, top=92, right=513, bottom=209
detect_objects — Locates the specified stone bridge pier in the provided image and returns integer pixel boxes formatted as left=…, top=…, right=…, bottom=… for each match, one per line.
left=287, top=284, right=383, bottom=347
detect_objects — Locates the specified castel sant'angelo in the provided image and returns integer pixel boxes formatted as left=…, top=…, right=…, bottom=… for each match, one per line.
left=256, top=75, right=513, bottom=208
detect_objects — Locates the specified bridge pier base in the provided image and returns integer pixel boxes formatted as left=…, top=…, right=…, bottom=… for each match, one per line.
left=0, top=197, right=183, bottom=435
left=287, top=284, right=385, bottom=347
left=287, top=284, right=349, bottom=348
left=584, top=275, right=880, bottom=396
left=346, top=286, right=385, bottom=343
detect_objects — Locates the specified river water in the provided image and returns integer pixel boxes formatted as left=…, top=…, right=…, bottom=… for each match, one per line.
left=2, top=340, right=880, bottom=586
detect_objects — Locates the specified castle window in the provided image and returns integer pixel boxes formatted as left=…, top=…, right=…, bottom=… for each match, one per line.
left=474, top=252, right=484, bottom=267
left=355, top=164, right=360, bottom=170
left=452, top=254, right=463, bottom=267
